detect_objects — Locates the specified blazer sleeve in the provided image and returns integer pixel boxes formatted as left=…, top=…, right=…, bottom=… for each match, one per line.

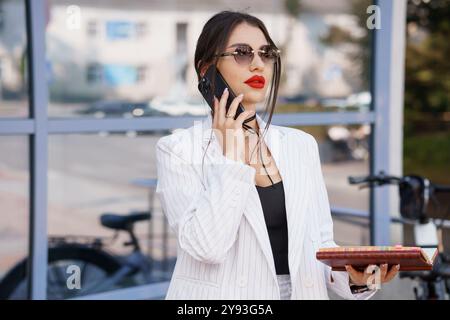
left=308, top=134, right=379, bottom=300
left=155, top=136, right=256, bottom=264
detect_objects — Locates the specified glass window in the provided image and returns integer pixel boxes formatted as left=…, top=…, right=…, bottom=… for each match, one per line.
left=47, top=1, right=190, bottom=119
left=276, top=0, right=373, bottom=114
left=86, top=63, right=102, bottom=84
left=135, top=22, right=147, bottom=38
left=0, top=0, right=28, bottom=118
left=87, top=20, right=98, bottom=37
left=0, top=136, right=29, bottom=299
left=46, top=1, right=372, bottom=118
left=136, top=65, right=147, bottom=83
left=47, top=132, right=174, bottom=299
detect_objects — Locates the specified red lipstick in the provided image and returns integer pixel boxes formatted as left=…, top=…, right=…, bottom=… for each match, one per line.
left=244, top=75, right=265, bottom=89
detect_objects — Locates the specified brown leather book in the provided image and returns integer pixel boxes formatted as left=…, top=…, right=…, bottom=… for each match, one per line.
left=316, top=246, right=438, bottom=271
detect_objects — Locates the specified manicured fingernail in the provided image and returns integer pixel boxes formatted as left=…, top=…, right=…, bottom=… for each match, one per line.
left=223, top=87, right=228, bottom=93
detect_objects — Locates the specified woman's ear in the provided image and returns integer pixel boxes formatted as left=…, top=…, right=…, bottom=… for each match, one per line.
left=199, top=61, right=212, bottom=78
left=200, top=65, right=208, bottom=78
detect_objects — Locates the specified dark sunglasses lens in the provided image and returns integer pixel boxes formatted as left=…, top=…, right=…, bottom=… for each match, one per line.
left=234, top=46, right=254, bottom=65
left=260, top=46, right=279, bottom=64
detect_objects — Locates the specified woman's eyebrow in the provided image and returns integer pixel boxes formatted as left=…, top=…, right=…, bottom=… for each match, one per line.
left=227, top=43, right=270, bottom=49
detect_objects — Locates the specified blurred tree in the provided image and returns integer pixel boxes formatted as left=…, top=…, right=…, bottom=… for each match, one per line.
left=405, top=0, right=450, bottom=114
left=319, top=0, right=449, bottom=112
left=403, top=0, right=450, bottom=184
left=318, top=0, right=449, bottom=182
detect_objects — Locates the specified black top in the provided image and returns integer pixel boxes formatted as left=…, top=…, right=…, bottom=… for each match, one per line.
left=255, top=180, right=289, bottom=275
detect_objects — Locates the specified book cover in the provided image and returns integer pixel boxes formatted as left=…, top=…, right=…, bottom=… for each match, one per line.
left=316, top=246, right=438, bottom=271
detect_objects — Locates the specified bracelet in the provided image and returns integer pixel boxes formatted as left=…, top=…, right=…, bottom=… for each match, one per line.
left=350, top=284, right=370, bottom=294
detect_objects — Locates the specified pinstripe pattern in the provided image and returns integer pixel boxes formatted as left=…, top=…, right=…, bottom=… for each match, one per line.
left=155, top=113, right=378, bottom=300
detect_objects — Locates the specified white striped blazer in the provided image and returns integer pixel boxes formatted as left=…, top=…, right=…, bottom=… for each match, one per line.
left=155, top=112, right=378, bottom=300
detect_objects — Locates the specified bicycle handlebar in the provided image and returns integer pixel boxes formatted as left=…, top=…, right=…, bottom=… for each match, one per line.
left=348, top=172, right=401, bottom=186
left=349, top=172, right=450, bottom=193
left=433, top=184, right=450, bottom=193
left=348, top=176, right=369, bottom=185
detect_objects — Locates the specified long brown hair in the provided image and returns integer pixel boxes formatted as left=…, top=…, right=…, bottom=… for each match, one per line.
left=194, top=10, right=282, bottom=188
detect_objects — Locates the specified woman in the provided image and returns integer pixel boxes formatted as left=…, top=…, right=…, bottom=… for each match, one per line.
left=155, top=11, right=399, bottom=300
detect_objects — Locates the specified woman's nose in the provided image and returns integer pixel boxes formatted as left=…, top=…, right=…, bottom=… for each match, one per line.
left=249, top=54, right=265, bottom=72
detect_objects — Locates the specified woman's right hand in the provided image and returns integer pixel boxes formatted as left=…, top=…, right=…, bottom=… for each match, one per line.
left=212, top=88, right=255, bottom=163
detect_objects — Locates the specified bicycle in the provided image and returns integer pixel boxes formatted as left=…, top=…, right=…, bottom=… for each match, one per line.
left=0, top=210, right=175, bottom=299
left=348, top=171, right=450, bottom=300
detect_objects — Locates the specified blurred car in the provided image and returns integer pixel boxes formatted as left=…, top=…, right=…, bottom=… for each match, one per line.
left=149, top=96, right=207, bottom=116
left=76, top=100, right=173, bottom=136
left=346, top=91, right=371, bottom=110
left=318, top=97, right=349, bottom=109
left=278, top=91, right=371, bottom=111
left=278, top=93, right=312, bottom=105
left=76, top=100, right=169, bottom=118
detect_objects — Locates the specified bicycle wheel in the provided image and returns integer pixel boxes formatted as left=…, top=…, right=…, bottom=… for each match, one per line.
left=0, top=244, right=122, bottom=300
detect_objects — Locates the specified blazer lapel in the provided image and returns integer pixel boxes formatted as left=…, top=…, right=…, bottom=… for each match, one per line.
left=282, top=137, right=311, bottom=285
left=198, top=113, right=311, bottom=284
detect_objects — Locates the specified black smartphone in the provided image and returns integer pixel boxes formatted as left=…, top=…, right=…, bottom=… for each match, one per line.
left=198, top=64, right=255, bottom=128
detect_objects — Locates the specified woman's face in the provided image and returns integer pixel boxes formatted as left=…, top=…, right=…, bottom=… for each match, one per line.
left=215, top=23, right=274, bottom=110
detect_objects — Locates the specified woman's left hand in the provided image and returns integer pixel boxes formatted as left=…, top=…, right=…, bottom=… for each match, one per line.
left=345, top=264, right=400, bottom=287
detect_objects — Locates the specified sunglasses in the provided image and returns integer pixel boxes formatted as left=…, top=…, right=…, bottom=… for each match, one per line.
left=214, top=44, right=281, bottom=66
